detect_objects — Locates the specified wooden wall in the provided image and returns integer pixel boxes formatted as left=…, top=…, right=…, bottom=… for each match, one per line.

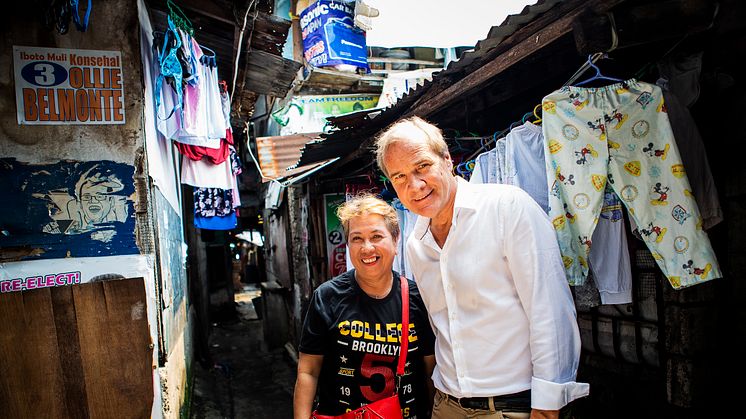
left=0, top=278, right=153, bottom=419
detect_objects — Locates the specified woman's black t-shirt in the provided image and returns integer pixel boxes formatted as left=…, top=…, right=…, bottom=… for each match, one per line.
left=299, top=270, right=435, bottom=419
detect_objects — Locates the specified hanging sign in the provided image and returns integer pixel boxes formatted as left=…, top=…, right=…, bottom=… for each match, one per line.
left=324, top=193, right=347, bottom=277
left=279, top=94, right=378, bottom=135
left=299, top=0, right=369, bottom=71
left=13, top=45, right=125, bottom=125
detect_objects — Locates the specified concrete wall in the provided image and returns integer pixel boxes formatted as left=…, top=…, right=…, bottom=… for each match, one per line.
left=1, top=1, right=193, bottom=417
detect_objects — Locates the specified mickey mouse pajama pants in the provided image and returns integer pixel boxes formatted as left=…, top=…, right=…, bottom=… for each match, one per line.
left=542, top=79, right=721, bottom=289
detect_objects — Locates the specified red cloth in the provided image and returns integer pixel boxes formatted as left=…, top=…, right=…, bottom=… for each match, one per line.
left=175, top=129, right=233, bottom=164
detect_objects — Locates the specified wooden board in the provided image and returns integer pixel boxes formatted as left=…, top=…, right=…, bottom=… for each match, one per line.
left=0, top=278, right=153, bottom=419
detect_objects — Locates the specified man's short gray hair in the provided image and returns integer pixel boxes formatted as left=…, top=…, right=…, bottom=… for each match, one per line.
left=374, top=116, right=449, bottom=177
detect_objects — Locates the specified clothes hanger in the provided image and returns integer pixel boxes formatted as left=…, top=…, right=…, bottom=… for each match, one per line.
left=167, top=0, right=194, bottom=35
left=574, top=53, right=624, bottom=86
left=521, top=111, right=534, bottom=124
left=200, top=45, right=217, bottom=67
left=532, top=103, right=542, bottom=125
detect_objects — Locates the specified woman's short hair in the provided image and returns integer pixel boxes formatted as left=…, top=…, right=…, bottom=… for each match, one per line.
left=336, top=193, right=400, bottom=240
left=374, top=116, right=448, bottom=177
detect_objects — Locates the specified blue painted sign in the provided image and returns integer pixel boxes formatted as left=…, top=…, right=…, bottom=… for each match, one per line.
left=299, top=0, right=369, bottom=71
left=0, top=159, right=138, bottom=259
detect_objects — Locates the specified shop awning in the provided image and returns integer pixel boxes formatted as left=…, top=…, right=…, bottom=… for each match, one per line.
left=255, top=133, right=327, bottom=182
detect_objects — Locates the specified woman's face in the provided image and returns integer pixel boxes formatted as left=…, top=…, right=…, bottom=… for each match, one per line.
left=347, top=213, right=397, bottom=283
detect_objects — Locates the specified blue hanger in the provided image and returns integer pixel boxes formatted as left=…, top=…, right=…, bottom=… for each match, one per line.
left=575, top=54, right=623, bottom=86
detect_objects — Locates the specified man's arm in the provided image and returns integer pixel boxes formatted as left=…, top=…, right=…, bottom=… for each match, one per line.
left=293, top=353, right=324, bottom=419
left=503, top=190, right=589, bottom=411
left=423, top=355, right=436, bottom=408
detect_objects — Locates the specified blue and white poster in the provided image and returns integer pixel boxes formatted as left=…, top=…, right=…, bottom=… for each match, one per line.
left=299, top=0, right=369, bottom=71
left=0, top=159, right=138, bottom=260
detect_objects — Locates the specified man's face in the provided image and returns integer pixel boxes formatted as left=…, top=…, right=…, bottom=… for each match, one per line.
left=79, top=180, right=115, bottom=223
left=382, top=136, right=456, bottom=221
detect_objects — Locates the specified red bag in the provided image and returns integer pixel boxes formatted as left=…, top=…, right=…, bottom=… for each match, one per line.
left=311, top=278, right=410, bottom=419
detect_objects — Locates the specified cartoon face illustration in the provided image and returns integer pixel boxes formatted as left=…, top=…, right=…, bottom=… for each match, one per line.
left=603, top=109, right=628, bottom=129
left=643, top=143, right=670, bottom=160
left=682, top=260, right=712, bottom=279
left=575, top=144, right=598, bottom=165
left=569, top=92, right=588, bottom=110
left=564, top=203, right=576, bottom=223
left=77, top=177, right=123, bottom=224
left=556, top=167, right=575, bottom=185
left=42, top=164, right=130, bottom=237
left=650, top=182, right=670, bottom=206
left=586, top=118, right=606, bottom=136
left=640, top=222, right=667, bottom=243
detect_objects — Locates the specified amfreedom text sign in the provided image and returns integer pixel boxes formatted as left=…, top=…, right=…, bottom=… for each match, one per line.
left=13, top=46, right=125, bottom=125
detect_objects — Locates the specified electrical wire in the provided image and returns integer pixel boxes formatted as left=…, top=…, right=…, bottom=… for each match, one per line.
left=231, top=0, right=258, bottom=104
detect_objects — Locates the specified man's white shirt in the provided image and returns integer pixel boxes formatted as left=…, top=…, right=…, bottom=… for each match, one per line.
left=406, top=177, right=590, bottom=410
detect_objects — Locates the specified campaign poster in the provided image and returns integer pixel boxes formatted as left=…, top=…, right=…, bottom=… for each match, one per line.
left=299, top=0, right=369, bottom=70
left=13, top=45, right=125, bottom=125
left=0, top=254, right=151, bottom=294
left=324, top=193, right=347, bottom=277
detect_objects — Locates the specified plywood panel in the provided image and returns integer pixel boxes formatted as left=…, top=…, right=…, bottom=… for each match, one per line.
left=1, top=288, right=69, bottom=418
left=0, top=278, right=152, bottom=419
left=74, top=279, right=153, bottom=419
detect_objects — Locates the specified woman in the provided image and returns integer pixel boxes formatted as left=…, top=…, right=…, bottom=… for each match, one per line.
left=294, top=194, right=436, bottom=419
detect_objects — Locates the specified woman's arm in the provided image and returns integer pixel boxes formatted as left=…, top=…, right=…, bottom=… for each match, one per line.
left=293, top=353, right=324, bottom=419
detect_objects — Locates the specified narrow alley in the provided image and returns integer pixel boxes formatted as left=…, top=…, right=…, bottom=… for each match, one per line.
left=189, top=285, right=296, bottom=419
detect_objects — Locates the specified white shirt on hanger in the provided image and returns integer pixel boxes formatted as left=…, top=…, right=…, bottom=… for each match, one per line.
left=180, top=155, right=235, bottom=189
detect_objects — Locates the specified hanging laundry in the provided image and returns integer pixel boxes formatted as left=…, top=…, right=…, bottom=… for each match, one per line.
left=181, top=155, right=235, bottom=189
left=154, top=17, right=184, bottom=135
left=195, top=212, right=237, bottom=230
left=177, top=28, right=200, bottom=85
left=176, top=128, right=233, bottom=164
left=506, top=121, right=549, bottom=212
left=220, top=82, right=231, bottom=126
left=588, top=186, right=633, bottom=304
left=469, top=138, right=504, bottom=185
left=391, top=198, right=416, bottom=278
left=229, top=145, right=242, bottom=209
left=194, top=187, right=235, bottom=217
left=494, top=138, right=507, bottom=185
left=657, top=81, right=722, bottom=229
left=542, top=79, right=721, bottom=289
left=470, top=151, right=490, bottom=184
left=229, top=145, right=242, bottom=176
left=200, top=46, right=229, bottom=139
left=657, top=52, right=703, bottom=108
left=173, top=36, right=228, bottom=148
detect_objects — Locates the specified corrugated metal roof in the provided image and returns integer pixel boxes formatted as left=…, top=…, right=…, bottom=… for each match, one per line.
left=256, top=133, right=321, bottom=181
left=292, top=0, right=564, bottom=168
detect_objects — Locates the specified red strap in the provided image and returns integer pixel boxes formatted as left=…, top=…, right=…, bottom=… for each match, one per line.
left=397, top=276, right=409, bottom=376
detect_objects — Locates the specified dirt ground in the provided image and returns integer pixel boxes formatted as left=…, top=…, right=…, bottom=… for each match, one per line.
left=189, top=286, right=296, bottom=419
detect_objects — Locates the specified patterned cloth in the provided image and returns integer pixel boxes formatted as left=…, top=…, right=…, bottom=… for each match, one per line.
left=542, top=79, right=721, bottom=289
left=194, top=187, right=234, bottom=217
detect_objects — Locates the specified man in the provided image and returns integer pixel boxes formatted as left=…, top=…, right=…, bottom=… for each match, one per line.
left=375, top=116, right=589, bottom=419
